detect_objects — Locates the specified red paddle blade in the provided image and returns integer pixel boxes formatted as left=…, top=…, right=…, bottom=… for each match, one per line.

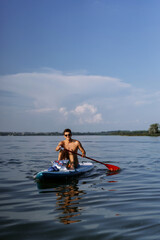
left=105, top=163, right=120, bottom=172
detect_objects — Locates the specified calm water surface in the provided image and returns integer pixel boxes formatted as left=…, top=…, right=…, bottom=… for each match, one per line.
left=0, top=136, right=160, bottom=240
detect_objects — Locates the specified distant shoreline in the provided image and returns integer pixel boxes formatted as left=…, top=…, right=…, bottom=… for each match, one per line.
left=0, top=131, right=160, bottom=137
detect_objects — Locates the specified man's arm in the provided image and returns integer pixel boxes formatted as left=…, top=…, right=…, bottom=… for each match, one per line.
left=55, top=141, right=63, bottom=151
left=78, top=141, right=86, bottom=157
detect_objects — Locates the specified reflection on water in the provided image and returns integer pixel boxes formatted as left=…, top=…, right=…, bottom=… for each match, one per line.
left=37, top=181, right=85, bottom=224
left=56, top=183, right=85, bottom=224
left=106, top=170, right=121, bottom=176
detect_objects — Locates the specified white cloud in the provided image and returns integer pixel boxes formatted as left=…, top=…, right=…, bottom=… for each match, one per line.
left=72, top=103, right=102, bottom=124
left=59, top=107, right=68, bottom=118
left=73, top=104, right=97, bottom=115
left=88, top=113, right=102, bottom=123
left=59, top=104, right=102, bottom=124
left=0, top=69, right=160, bottom=131
left=0, top=70, right=131, bottom=114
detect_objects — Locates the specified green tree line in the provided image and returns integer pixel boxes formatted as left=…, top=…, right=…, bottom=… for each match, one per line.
left=0, top=123, right=160, bottom=136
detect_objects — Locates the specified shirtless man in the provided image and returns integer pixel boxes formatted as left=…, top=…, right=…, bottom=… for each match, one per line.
left=56, top=129, right=86, bottom=169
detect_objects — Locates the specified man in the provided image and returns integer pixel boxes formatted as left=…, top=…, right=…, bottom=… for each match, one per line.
left=56, top=129, right=86, bottom=169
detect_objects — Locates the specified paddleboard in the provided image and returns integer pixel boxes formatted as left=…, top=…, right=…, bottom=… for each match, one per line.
left=34, top=160, right=94, bottom=183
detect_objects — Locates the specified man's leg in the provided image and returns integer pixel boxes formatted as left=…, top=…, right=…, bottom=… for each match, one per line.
left=68, top=154, right=79, bottom=169
left=58, top=149, right=69, bottom=160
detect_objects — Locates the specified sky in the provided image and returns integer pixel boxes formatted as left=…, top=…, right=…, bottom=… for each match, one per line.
left=0, top=0, right=160, bottom=132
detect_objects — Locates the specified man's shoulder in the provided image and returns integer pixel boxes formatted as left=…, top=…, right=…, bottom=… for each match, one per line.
left=72, top=139, right=80, bottom=145
left=72, top=139, right=78, bottom=142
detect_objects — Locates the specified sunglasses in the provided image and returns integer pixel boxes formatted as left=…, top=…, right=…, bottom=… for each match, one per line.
left=65, top=134, right=71, bottom=137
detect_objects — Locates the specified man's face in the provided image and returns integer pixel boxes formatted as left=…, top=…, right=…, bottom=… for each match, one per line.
left=64, top=132, right=71, bottom=140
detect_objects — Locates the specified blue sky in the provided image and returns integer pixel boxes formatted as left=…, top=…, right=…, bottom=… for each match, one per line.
left=0, top=0, right=160, bottom=132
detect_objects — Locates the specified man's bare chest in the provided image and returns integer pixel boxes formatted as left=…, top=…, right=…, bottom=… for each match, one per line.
left=63, top=141, right=78, bottom=151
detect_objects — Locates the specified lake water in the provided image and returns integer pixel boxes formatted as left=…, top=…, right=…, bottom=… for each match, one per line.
left=0, top=135, right=160, bottom=240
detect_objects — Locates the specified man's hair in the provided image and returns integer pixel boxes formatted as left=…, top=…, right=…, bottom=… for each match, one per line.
left=63, top=129, right=72, bottom=135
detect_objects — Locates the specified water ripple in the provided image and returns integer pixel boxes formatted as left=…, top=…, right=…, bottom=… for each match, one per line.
left=0, top=136, right=160, bottom=240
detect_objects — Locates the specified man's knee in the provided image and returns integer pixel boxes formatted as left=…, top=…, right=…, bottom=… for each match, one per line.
left=58, top=150, right=69, bottom=160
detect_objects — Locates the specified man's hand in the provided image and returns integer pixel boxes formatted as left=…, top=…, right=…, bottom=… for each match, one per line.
left=82, top=152, right=86, bottom=158
left=56, top=145, right=62, bottom=151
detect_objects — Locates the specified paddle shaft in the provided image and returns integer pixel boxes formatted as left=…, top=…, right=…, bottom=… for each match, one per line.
left=64, top=149, right=120, bottom=171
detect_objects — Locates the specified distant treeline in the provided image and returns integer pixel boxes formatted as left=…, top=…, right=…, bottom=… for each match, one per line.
left=0, top=130, right=160, bottom=136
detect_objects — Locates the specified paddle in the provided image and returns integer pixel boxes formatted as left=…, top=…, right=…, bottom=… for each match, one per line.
left=64, top=149, right=120, bottom=172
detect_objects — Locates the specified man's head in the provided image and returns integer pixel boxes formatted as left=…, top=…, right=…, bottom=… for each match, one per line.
left=63, top=129, right=72, bottom=138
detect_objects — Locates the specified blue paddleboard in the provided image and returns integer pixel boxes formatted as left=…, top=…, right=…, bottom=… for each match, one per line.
left=34, top=160, right=94, bottom=182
